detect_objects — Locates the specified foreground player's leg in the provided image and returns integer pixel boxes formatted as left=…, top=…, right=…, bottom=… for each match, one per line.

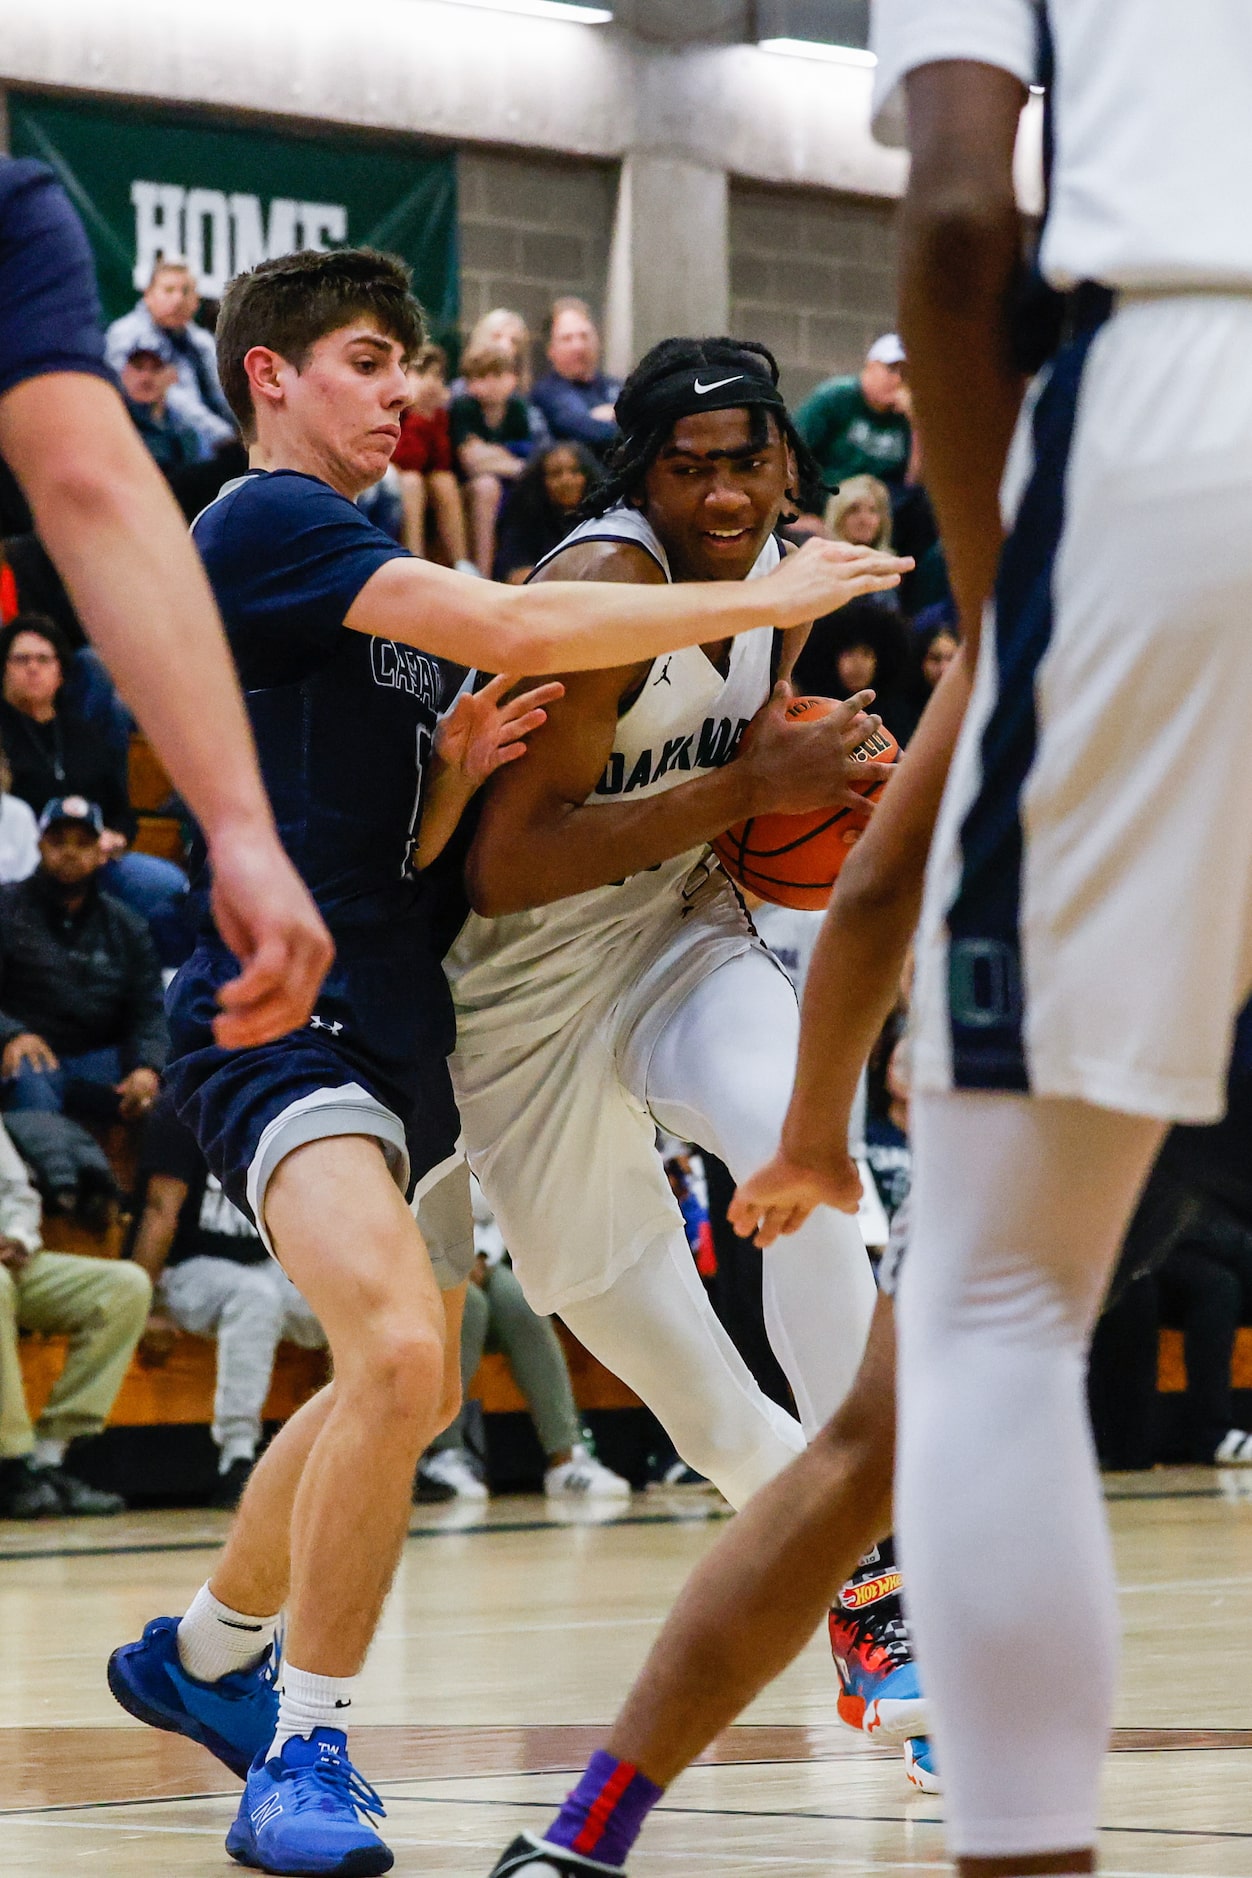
left=644, top=949, right=928, bottom=1764
left=897, top=1091, right=1163, bottom=1877
left=487, top=1297, right=898, bottom=1877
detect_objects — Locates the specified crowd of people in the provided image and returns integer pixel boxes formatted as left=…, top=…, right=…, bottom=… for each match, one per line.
left=0, top=252, right=1248, bottom=1532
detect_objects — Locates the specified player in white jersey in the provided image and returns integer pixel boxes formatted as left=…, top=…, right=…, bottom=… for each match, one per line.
left=728, top=7, right=1252, bottom=1874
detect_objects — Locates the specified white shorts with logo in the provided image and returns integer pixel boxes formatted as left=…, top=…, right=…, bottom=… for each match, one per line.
left=450, top=879, right=772, bottom=1316
left=912, top=293, right=1252, bottom=1123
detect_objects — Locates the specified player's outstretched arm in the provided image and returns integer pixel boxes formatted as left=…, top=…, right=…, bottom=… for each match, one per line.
left=0, top=373, right=333, bottom=1047
left=347, top=536, right=911, bottom=676
left=730, top=650, right=972, bottom=1247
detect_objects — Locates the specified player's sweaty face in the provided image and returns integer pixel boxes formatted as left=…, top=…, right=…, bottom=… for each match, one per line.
left=289, top=323, right=411, bottom=496
left=642, top=409, right=791, bottom=582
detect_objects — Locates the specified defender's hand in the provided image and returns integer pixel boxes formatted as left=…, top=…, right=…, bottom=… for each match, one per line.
left=735, top=683, right=895, bottom=817
left=729, top=1149, right=864, bottom=1248
left=765, top=537, right=913, bottom=622
left=436, top=674, right=565, bottom=788
left=210, top=825, right=335, bottom=1051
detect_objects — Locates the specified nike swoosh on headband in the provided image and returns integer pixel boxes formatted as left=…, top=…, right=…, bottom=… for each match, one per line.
left=692, top=375, right=745, bottom=395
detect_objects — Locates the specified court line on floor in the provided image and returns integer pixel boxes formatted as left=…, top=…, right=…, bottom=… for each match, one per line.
left=0, top=1506, right=732, bottom=1564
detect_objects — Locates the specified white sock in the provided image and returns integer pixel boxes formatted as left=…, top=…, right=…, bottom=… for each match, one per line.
left=29, top=1437, right=66, bottom=1470
left=269, top=1662, right=355, bottom=1758
left=176, top=1582, right=280, bottom=1683
left=218, top=1440, right=256, bottom=1474
left=896, top=1091, right=1161, bottom=1859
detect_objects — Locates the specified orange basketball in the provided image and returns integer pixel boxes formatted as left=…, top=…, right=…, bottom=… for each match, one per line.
left=713, top=697, right=899, bottom=911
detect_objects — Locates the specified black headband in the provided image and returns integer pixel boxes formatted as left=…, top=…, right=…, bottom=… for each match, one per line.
left=620, top=362, right=788, bottom=449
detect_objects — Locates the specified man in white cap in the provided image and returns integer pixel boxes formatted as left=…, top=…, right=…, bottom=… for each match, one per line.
left=795, top=332, right=912, bottom=492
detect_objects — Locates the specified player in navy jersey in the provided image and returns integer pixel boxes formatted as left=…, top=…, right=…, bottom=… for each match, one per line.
left=105, top=246, right=906, bottom=1878
left=0, top=156, right=330, bottom=1046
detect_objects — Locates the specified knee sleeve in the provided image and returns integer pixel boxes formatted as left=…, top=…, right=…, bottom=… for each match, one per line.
left=561, top=1232, right=804, bottom=1508
left=896, top=1091, right=1162, bottom=1858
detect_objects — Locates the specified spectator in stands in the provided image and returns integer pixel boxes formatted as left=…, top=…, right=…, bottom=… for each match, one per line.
left=826, top=473, right=894, bottom=550
left=393, top=345, right=477, bottom=573
left=792, top=595, right=913, bottom=741
left=531, top=297, right=622, bottom=457
left=460, top=308, right=551, bottom=447
left=105, top=259, right=236, bottom=457
left=795, top=333, right=912, bottom=493
left=418, top=1180, right=630, bottom=1503
left=0, top=615, right=187, bottom=950
left=119, top=340, right=200, bottom=477
left=0, top=1113, right=149, bottom=1519
left=0, top=735, right=38, bottom=884
left=451, top=344, right=534, bottom=575
left=1154, top=1224, right=1252, bottom=1466
left=495, top=441, right=600, bottom=583
left=128, top=1091, right=325, bottom=1507
left=0, top=795, right=167, bottom=1137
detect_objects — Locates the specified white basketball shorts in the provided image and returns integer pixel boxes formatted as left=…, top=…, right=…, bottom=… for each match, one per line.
left=912, top=292, right=1252, bottom=1123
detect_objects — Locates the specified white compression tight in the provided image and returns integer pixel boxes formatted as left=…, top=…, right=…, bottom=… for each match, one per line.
left=896, top=1091, right=1164, bottom=1860
left=563, top=952, right=878, bottom=1509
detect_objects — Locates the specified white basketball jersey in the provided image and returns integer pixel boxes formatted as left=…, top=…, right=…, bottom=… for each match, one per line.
left=872, top=0, right=1252, bottom=293
left=446, top=506, right=780, bottom=1048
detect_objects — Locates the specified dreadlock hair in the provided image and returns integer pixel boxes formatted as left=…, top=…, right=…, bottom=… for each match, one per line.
left=583, top=336, right=829, bottom=522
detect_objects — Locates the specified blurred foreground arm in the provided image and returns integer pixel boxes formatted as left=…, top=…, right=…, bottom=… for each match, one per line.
left=0, top=373, right=332, bottom=1047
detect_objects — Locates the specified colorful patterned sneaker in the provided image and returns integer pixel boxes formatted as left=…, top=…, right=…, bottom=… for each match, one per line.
left=226, top=1729, right=392, bottom=1876
left=487, top=1833, right=627, bottom=1876
left=903, top=1736, right=941, bottom=1794
left=827, top=1542, right=929, bottom=1745
left=107, top=1614, right=279, bottom=1779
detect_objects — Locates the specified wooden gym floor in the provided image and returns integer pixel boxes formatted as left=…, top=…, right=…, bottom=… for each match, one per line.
left=3, top=1469, right=1251, bottom=1876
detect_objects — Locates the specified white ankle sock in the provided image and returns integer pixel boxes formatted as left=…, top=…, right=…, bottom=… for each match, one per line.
left=30, top=1437, right=66, bottom=1469
left=269, top=1662, right=355, bottom=1757
left=176, top=1582, right=279, bottom=1683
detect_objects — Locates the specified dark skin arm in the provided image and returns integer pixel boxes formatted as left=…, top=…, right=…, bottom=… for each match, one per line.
left=731, top=60, right=1029, bottom=1242
left=131, top=1172, right=189, bottom=1366
left=465, top=539, right=888, bottom=918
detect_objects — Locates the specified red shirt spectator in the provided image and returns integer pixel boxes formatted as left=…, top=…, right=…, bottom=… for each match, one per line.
left=393, top=404, right=453, bottom=477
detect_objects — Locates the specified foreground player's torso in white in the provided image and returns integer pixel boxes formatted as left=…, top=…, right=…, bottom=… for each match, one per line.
left=446, top=506, right=779, bottom=1044
left=872, top=0, right=1252, bottom=294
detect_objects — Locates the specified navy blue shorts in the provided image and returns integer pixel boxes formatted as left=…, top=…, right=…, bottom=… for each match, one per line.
left=164, top=936, right=468, bottom=1283
left=0, top=159, right=113, bottom=400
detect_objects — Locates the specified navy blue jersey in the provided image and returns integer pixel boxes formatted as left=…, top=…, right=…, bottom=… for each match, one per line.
left=0, top=159, right=114, bottom=400
left=192, top=470, right=441, bottom=934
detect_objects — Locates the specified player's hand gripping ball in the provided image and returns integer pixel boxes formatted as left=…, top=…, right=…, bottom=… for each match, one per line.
left=713, top=696, right=899, bottom=910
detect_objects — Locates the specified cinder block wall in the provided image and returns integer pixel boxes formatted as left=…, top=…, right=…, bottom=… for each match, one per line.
left=729, top=181, right=899, bottom=406
left=458, top=149, right=615, bottom=363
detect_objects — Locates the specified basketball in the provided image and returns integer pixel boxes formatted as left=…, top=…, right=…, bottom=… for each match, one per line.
left=712, top=696, right=899, bottom=910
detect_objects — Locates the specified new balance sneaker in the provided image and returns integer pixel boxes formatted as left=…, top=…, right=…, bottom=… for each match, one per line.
left=828, top=1544, right=929, bottom=1745
left=107, top=1614, right=279, bottom=1779
left=903, top=1736, right=940, bottom=1794
left=226, top=1729, right=391, bottom=1876
left=487, top=1833, right=626, bottom=1876
left=545, top=1446, right=631, bottom=1502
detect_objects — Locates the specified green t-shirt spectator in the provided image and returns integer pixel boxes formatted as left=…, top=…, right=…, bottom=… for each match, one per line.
left=449, top=393, right=532, bottom=454
left=795, top=375, right=912, bottom=489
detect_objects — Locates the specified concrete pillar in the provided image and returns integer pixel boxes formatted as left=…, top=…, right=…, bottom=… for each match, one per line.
left=604, top=152, right=729, bottom=378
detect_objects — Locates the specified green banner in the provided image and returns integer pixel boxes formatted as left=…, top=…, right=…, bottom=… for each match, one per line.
left=8, top=93, right=458, bottom=334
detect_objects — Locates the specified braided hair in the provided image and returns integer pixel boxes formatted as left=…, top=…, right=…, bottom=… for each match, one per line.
left=582, top=336, right=828, bottom=522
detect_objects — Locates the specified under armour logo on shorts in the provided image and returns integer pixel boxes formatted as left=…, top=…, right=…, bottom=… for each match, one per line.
left=309, top=1016, right=344, bottom=1035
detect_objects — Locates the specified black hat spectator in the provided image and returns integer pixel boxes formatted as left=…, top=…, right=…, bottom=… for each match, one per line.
left=495, top=441, right=601, bottom=583
left=105, top=258, right=235, bottom=457
left=0, top=615, right=188, bottom=959
left=530, top=297, right=622, bottom=457
left=795, top=333, right=912, bottom=493
left=0, top=793, right=168, bottom=1158
left=120, top=339, right=201, bottom=477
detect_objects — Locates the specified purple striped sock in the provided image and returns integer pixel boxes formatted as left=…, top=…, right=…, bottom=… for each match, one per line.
left=543, top=1749, right=664, bottom=1869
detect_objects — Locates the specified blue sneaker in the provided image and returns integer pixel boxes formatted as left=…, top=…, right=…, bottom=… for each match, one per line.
left=903, top=1736, right=941, bottom=1794
left=226, top=1729, right=392, bottom=1876
left=828, top=1548, right=929, bottom=1746
left=107, top=1614, right=279, bottom=1779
